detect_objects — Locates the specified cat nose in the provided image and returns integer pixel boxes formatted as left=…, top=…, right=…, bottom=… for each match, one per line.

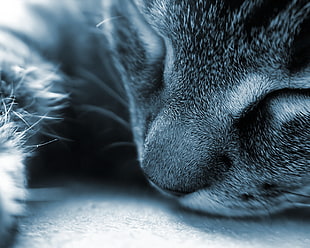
left=143, top=152, right=232, bottom=196
left=141, top=120, right=232, bottom=195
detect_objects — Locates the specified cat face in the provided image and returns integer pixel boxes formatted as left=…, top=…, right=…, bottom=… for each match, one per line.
left=103, top=0, right=310, bottom=216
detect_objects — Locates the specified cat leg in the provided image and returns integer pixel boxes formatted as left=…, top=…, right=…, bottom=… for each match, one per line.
left=0, top=47, right=67, bottom=246
left=0, top=122, right=26, bottom=246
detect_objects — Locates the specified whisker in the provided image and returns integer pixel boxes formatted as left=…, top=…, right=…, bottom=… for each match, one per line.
left=31, top=115, right=63, bottom=121
left=27, top=138, right=59, bottom=149
left=7, top=95, right=16, bottom=114
left=96, top=16, right=122, bottom=28
left=281, top=190, right=310, bottom=199
left=22, top=114, right=49, bottom=134
left=78, top=68, right=127, bottom=106
left=2, top=99, right=9, bottom=123
left=79, top=104, right=130, bottom=130
left=39, top=130, right=74, bottom=142
left=290, top=202, right=310, bottom=208
left=102, top=141, right=135, bottom=151
left=2, top=96, right=16, bottom=123
left=13, top=111, right=31, bottom=127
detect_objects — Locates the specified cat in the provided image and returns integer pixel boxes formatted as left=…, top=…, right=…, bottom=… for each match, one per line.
left=0, top=0, right=309, bottom=245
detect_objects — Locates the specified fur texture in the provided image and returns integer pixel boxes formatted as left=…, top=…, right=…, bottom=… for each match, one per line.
left=0, top=0, right=309, bottom=245
left=102, top=0, right=310, bottom=216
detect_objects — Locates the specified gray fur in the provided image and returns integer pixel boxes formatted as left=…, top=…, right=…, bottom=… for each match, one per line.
left=0, top=0, right=309, bottom=244
left=103, top=0, right=310, bottom=216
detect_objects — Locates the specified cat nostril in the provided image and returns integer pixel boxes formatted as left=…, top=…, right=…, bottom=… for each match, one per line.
left=218, top=155, right=233, bottom=169
left=241, top=193, right=255, bottom=201
left=262, top=183, right=277, bottom=190
left=211, top=154, right=233, bottom=178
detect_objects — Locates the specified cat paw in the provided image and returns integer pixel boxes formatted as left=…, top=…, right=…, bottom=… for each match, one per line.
left=0, top=146, right=26, bottom=247
left=0, top=201, right=19, bottom=247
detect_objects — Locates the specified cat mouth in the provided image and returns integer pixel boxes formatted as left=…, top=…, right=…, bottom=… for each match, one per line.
left=178, top=184, right=310, bottom=217
left=147, top=163, right=310, bottom=217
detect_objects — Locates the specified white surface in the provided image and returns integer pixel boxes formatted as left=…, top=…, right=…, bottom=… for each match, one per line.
left=14, top=183, right=310, bottom=248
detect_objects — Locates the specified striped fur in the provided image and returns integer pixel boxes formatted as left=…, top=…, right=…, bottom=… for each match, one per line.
left=0, top=0, right=309, bottom=244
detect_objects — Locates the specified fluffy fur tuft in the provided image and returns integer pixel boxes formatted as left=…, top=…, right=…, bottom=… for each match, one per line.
left=0, top=1, right=70, bottom=244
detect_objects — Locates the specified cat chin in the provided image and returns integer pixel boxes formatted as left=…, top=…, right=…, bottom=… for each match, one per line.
left=178, top=192, right=274, bottom=217
left=178, top=185, right=310, bottom=217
